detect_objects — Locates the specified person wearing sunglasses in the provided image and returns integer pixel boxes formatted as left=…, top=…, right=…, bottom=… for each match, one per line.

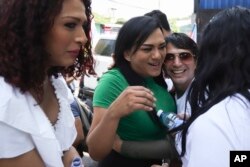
left=164, top=32, right=198, bottom=116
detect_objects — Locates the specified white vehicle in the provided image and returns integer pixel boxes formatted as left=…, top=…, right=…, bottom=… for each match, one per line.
left=82, top=34, right=116, bottom=97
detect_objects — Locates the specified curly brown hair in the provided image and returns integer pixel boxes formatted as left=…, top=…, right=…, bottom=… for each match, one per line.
left=0, top=0, right=95, bottom=94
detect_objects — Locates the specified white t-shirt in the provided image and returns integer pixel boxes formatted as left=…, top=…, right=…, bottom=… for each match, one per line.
left=176, top=94, right=250, bottom=167
left=0, top=75, right=76, bottom=167
left=165, top=78, right=174, bottom=91
left=175, top=87, right=191, bottom=116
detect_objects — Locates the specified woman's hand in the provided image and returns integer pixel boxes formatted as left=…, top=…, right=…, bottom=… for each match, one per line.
left=177, top=113, right=190, bottom=120
left=108, top=86, right=156, bottom=119
left=87, top=86, right=156, bottom=160
left=113, top=135, right=123, bottom=153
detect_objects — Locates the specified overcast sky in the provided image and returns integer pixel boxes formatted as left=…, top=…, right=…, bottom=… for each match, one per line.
left=92, top=0, right=194, bottom=20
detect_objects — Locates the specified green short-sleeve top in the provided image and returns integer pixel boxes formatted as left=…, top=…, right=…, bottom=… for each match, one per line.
left=93, top=68, right=176, bottom=141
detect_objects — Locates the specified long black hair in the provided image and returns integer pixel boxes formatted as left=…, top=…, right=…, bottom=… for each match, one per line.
left=180, top=6, right=250, bottom=156
left=111, top=16, right=168, bottom=125
left=111, top=16, right=167, bottom=88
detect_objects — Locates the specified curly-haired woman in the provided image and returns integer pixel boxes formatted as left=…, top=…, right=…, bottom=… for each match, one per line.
left=0, top=0, right=95, bottom=166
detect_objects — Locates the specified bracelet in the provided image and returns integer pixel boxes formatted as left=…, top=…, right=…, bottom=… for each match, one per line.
left=71, top=157, right=84, bottom=167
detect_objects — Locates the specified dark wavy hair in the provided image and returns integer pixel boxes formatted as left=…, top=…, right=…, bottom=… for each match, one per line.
left=180, top=6, right=250, bottom=156
left=144, top=10, right=171, bottom=32
left=0, top=0, right=95, bottom=95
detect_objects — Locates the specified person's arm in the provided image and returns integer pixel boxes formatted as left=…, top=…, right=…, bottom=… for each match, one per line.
left=71, top=100, right=85, bottom=147
left=113, top=135, right=179, bottom=160
left=86, top=106, right=120, bottom=161
left=0, top=149, right=45, bottom=167
left=86, top=86, right=156, bottom=161
left=73, top=117, right=85, bottom=147
left=0, top=122, right=45, bottom=167
left=62, top=146, right=83, bottom=167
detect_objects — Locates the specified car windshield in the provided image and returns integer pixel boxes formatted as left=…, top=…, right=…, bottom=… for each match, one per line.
left=94, top=38, right=116, bottom=57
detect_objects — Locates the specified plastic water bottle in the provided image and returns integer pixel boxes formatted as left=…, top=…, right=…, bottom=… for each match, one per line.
left=157, top=109, right=183, bottom=130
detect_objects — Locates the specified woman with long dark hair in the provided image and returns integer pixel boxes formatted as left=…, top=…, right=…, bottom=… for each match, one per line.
left=177, top=6, right=250, bottom=167
left=87, top=16, right=177, bottom=167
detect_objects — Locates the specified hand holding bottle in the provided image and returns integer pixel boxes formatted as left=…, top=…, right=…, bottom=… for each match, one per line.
left=157, top=110, right=183, bottom=130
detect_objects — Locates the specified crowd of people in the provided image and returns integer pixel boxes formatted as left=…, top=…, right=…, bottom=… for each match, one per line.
left=0, top=0, right=249, bottom=167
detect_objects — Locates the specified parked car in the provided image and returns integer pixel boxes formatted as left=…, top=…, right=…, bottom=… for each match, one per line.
left=80, top=34, right=116, bottom=99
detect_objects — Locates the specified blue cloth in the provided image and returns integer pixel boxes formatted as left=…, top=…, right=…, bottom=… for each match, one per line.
left=70, top=99, right=81, bottom=117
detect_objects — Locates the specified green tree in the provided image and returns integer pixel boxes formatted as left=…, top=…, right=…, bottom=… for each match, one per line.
left=169, top=19, right=179, bottom=32
left=93, top=12, right=111, bottom=24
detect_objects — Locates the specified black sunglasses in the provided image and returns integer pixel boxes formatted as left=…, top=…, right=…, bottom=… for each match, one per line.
left=164, top=52, right=194, bottom=63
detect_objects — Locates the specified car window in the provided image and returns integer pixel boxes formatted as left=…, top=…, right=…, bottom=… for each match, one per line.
left=94, top=39, right=116, bottom=57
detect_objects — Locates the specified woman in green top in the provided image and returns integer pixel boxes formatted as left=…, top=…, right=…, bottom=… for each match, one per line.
left=87, top=16, right=176, bottom=167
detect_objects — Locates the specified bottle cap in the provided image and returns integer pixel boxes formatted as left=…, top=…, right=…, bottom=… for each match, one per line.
left=157, top=109, right=163, bottom=117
